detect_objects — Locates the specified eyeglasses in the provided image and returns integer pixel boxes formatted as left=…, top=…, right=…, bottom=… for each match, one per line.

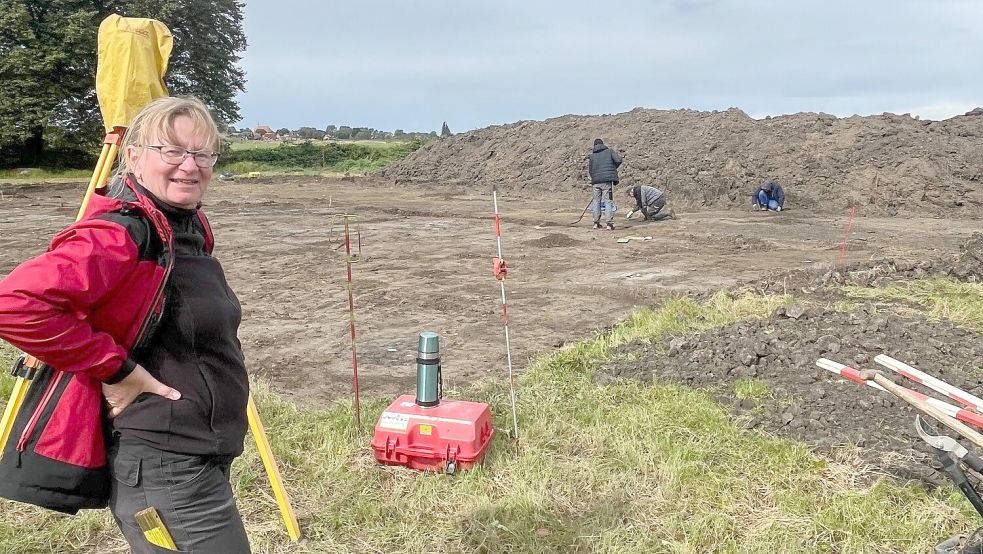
left=143, top=145, right=219, bottom=168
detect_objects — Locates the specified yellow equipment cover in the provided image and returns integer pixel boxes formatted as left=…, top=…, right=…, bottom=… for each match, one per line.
left=96, top=15, right=172, bottom=131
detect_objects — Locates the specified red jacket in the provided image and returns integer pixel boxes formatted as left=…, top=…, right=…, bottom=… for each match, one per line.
left=0, top=176, right=213, bottom=513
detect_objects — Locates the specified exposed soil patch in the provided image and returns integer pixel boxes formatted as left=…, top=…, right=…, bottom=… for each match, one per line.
left=526, top=233, right=580, bottom=248
left=604, top=303, right=983, bottom=484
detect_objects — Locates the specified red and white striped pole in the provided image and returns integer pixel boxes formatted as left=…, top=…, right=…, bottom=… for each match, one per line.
left=818, top=358, right=983, bottom=428
left=492, top=185, right=520, bottom=443
left=834, top=206, right=857, bottom=269
left=875, top=354, right=983, bottom=413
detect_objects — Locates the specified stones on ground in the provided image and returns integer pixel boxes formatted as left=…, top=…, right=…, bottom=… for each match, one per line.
left=668, top=337, right=688, bottom=356
left=607, top=303, right=983, bottom=484
left=783, top=304, right=806, bottom=320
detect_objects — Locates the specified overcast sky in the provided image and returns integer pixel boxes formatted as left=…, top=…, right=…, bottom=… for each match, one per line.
left=236, top=0, right=982, bottom=133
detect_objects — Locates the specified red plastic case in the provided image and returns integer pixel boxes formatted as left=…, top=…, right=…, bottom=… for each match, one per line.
left=371, top=395, right=494, bottom=473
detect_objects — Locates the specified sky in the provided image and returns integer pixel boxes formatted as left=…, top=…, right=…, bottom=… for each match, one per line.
left=236, top=0, right=983, bottom=133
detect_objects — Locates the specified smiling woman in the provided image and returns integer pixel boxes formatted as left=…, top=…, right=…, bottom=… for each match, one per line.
left=0, top=96, right=253, bottom=553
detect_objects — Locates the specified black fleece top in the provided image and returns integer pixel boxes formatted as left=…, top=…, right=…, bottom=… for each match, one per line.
left=111, top=184, right=249, bottom=456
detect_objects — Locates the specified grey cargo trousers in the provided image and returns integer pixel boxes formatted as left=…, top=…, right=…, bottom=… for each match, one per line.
left=108, top=439, right=250, bottom=553
left=591, top=181, right=615, bottom=224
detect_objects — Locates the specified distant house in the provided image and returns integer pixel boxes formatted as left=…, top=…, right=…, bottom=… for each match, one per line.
left=253, top=124, right=274, bottom=139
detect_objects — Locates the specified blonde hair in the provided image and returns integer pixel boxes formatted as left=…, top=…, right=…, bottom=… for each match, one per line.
left=117, top=96, right=221, bottom=179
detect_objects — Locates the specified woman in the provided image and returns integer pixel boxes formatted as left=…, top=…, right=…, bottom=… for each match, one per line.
left=0, top=96, right=251, bottom=552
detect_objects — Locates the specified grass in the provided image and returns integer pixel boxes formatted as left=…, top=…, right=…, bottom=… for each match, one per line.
left=229, top=140, right=411, bottom=151
left=606, top=292, right=791, bottom=354
left=830, top=299, right=859, bottom=313
left=218, top=161, right=334, bottom=177
left=218, top=140, right=420, bottom=177
left=734, top=378, right=773, bottom=402
left=0, top=291, right=976, bottom=552
left=845, top=278, right=983, bottom=333
left=219, top=158, right=390, bottom=178
left=0, top=169, right=90, bottom=181
left=0, top=343, right=15, bottom=404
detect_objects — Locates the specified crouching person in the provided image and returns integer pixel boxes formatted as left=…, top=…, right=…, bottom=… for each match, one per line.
left=625, top=185, right=675, bottom=221
left=754, top=179, right=785, bottom=211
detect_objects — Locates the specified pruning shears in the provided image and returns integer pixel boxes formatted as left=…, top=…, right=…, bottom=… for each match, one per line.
left=916, top=415, right=983, bottom=518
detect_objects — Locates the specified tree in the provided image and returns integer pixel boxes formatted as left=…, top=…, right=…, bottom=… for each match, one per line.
left=0, top=1, right=103, bottom=165
left=0, top=0, right=248, bottom=166
left=324, top=124, right=337, bottom=136
left=276, top=128, right=290, bottom=137
left=295, top=126, right=323, bottom=140
left=440, top=121, right=451, bottom=137
left=394, top=129, right=405, bottom=139
left=334, top=126, right=352, bottom=139
left=353, top=129, right=372, bottom=140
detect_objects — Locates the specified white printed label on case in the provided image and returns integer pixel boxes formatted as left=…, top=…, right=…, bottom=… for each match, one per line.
left=379, top=412, right=410, bottom=431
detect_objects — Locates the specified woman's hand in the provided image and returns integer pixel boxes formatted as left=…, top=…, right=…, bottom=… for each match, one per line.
left=102, top=364, right=181, bottom=418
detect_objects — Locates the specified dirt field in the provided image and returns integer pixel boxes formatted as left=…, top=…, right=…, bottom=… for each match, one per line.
left=0, top=177, right=979, bottom=412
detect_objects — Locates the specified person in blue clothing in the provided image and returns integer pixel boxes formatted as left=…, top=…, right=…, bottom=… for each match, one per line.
left=754, top=179, right=785, bottom=211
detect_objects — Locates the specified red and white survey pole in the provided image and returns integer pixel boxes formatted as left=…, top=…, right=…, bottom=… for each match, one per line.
left=491, top=185, right=520, bottom=443
left=818, top=358, right=983, bottom=428
left=875, top=354, right=983, bottom=413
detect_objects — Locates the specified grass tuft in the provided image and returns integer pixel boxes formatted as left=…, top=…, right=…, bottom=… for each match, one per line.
left=845, top=278, right=983, bottom=332
left=734, top=378, right=773, bottom=402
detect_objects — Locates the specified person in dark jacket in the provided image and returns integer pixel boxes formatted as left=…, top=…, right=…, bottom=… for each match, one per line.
left=625, top=185, right=675, bottom=221
left=0, top=96, right=251, bottom=553
left=588, top=138, right=623, bottom=230
left=754, top=179, right=785, bottom=211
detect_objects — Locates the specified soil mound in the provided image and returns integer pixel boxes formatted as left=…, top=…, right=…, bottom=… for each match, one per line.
left=382, top=108, right=983, bottom=216
left=526, top=233, right=580, bottom=248
left=605, top=306, right=983, bottom=484
left=954, top=232, right=983, bottom=281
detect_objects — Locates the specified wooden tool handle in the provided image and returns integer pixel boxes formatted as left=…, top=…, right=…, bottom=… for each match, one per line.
left=863, top=371, right=983, bottom=449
